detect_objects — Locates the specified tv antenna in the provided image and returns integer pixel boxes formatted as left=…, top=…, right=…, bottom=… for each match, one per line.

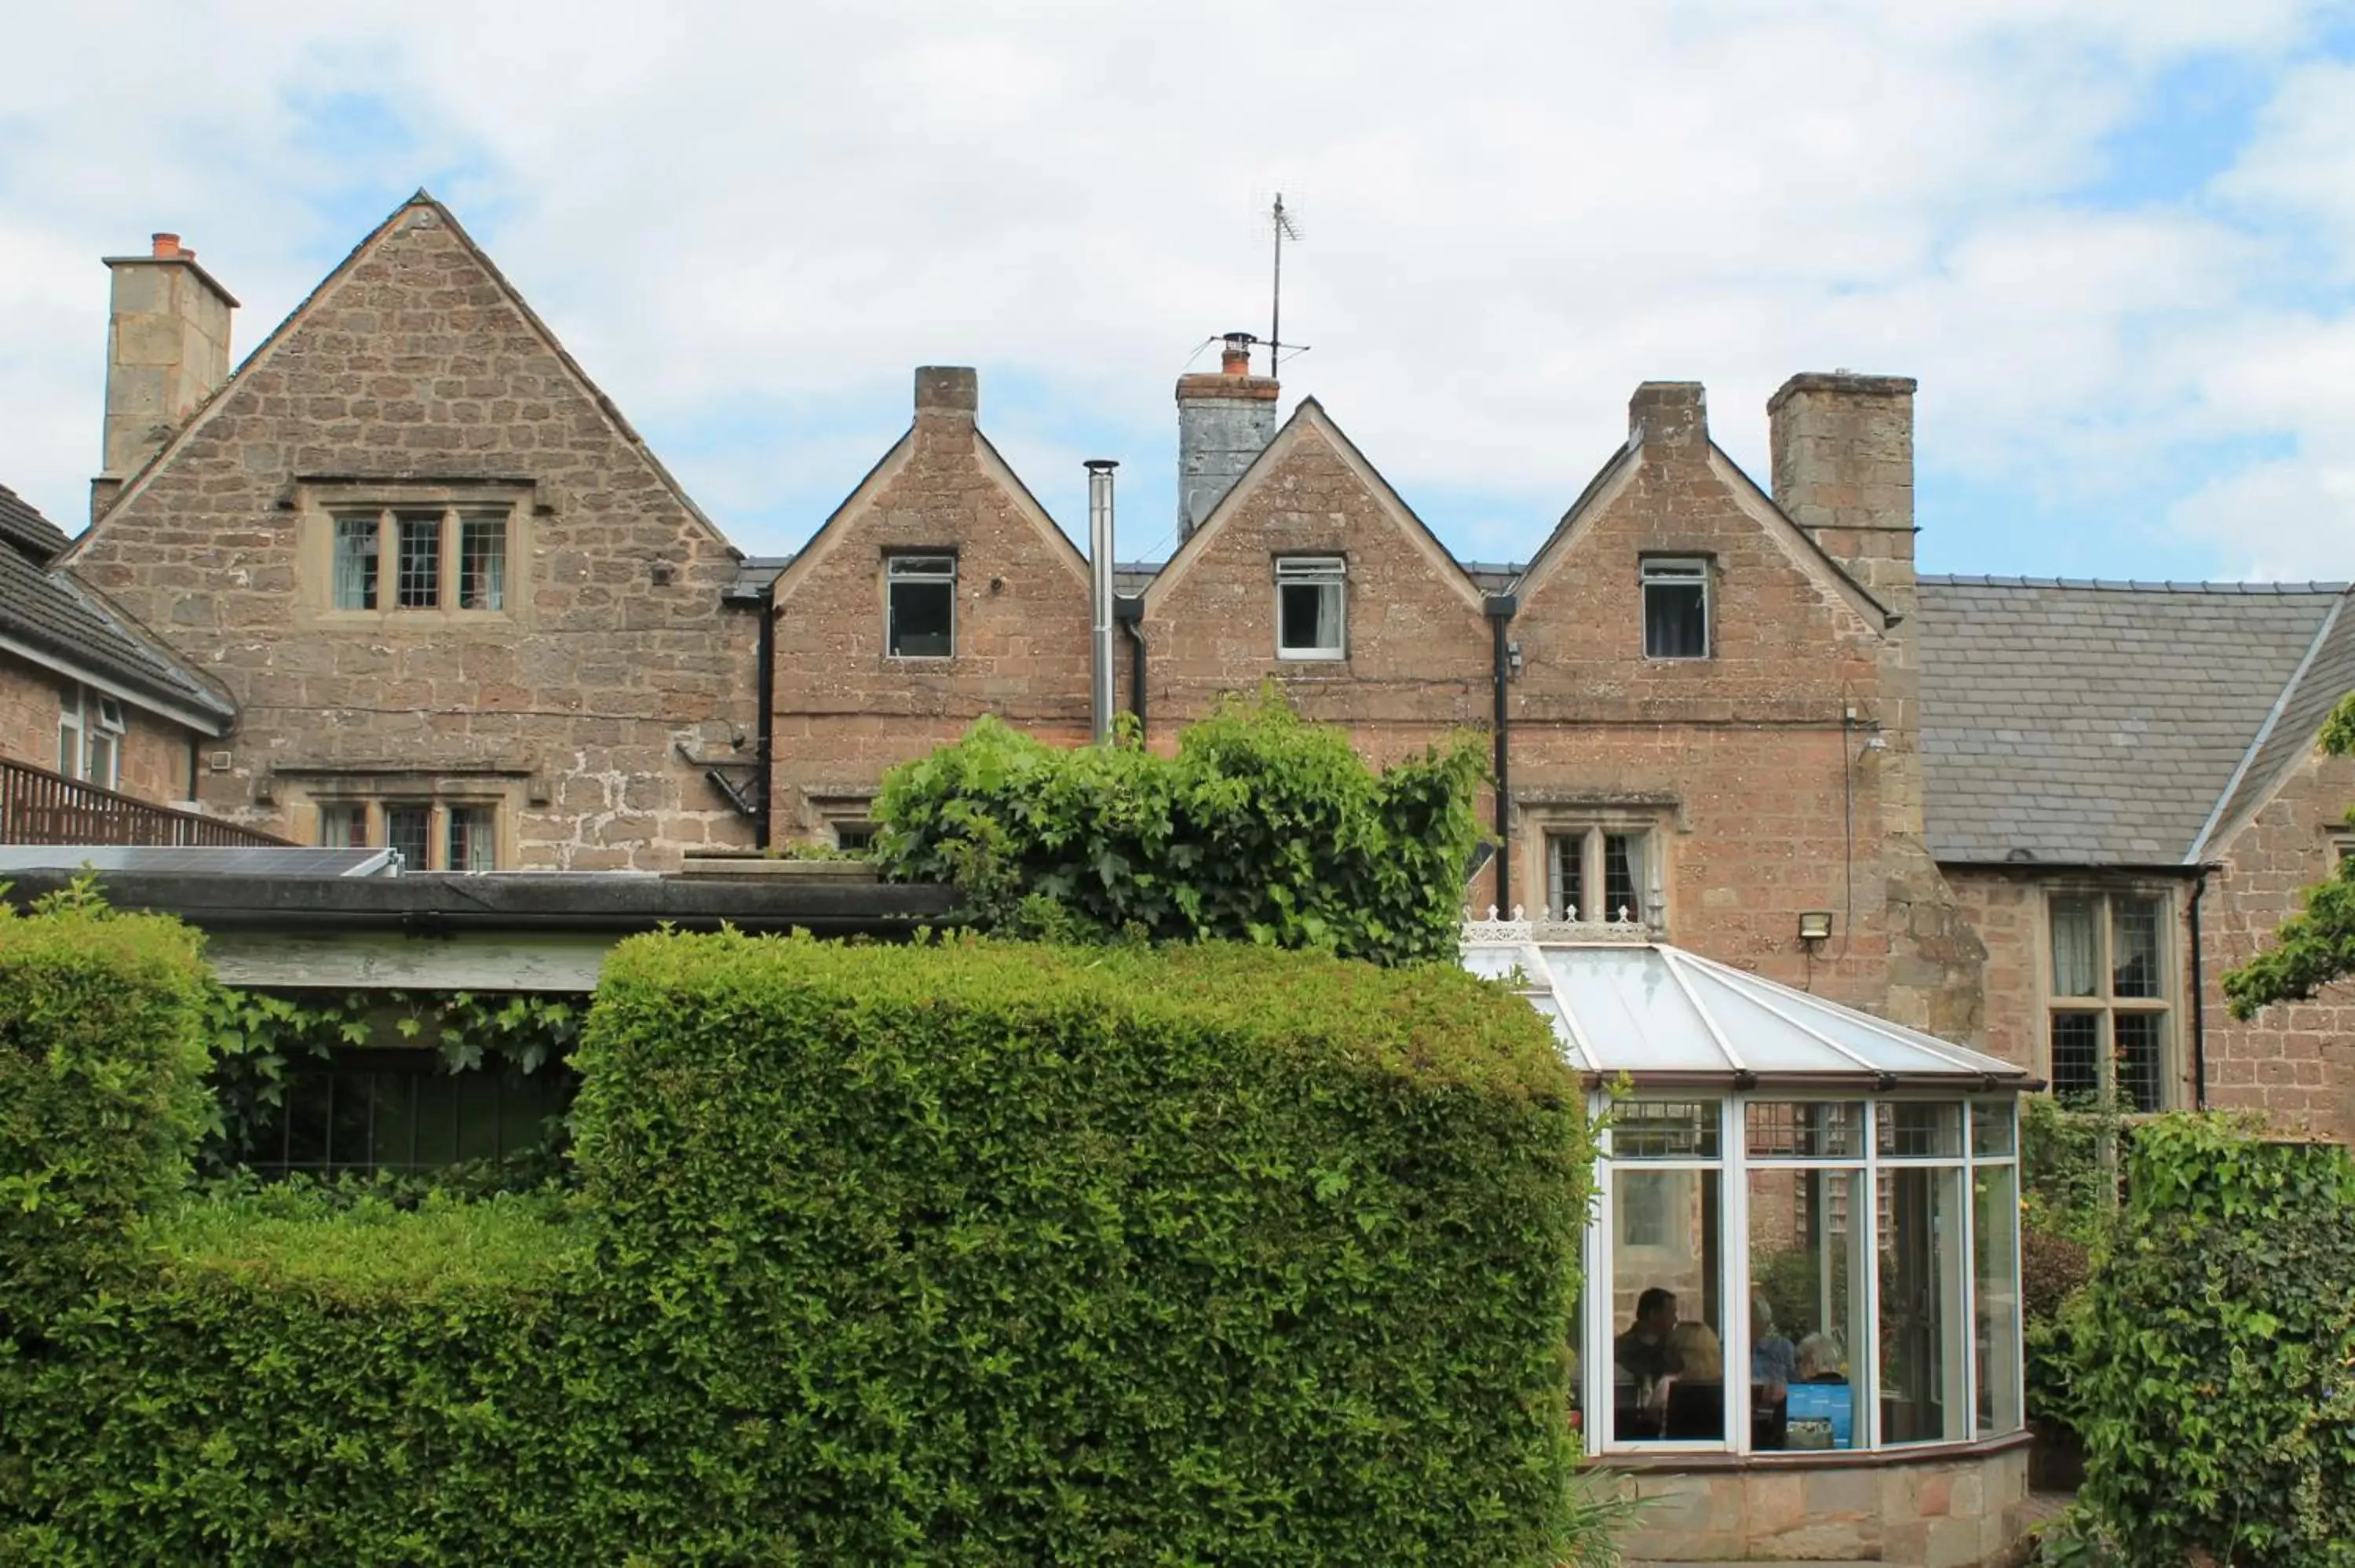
left=1266, top=191, right=1308, bottom=377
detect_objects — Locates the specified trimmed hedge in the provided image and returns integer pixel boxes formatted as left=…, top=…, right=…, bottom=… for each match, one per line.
left=2071, top=1115, right=2355, bottom=1566
left=571, top=932, right=1592, bottom=1563
left=3, top=922, right=1594, bottom=1565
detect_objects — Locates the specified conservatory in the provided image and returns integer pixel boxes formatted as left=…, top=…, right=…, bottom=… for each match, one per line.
left=1463, top=918, right=2035, bottom=1566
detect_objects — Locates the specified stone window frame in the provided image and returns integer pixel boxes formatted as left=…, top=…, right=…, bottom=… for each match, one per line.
left=2039, top=882, right=2175, bottom=1112
left=297, top=782, right=516, bottom=873
left=1524, top=804, right=1672, bottom=932
left=295, top=481, right=532, bottom=630
left=1640, top=554, right=1713, bottom=662
left=1274, top=555, right=1348, bottom=662
left=801, top=789, right=881, bottom=852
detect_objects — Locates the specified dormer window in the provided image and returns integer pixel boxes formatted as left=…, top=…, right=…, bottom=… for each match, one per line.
left=1641, top=556, right=1711, bottom=660
left=1276, top=556, right=1345, bottom=660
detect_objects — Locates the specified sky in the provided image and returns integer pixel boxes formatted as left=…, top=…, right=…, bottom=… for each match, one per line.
left=3, top=1, right=2353, bottom=580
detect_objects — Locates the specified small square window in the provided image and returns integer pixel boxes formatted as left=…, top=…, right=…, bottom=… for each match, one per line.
left=831, top=821, right=878, bottom=853
left=385, top=804, right=432, bottom=870
left=447, top=806, right=496, bottom=873
left=1641, top=556, right=1710, bottom=660
left=318, top=804, right=369, bottom=848
left=396, top=514, right=443, bottom=608
left=886, top=554, right=955, bottom=658
left=458, top=516, right=506, bottom=611
left=334, top=516, right=380, bottom=610
left=1276, top=556, right=1345, bottom=660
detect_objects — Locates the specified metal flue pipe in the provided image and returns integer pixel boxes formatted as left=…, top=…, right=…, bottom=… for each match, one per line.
left=1086, top=459, right=1119, bottom=744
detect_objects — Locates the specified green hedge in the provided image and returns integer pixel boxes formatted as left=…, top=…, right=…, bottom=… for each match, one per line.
left=570, top=932, right=1592, bottom=1564
left=2071, top=1115, right=2355, bottom=1566
left=4, top=921, right=1594, bottom=1565
left=873, top=698, right=1488, bottom=966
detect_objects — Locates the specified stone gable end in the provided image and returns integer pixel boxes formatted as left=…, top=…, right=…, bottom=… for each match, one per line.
left=769, top=373, right=1098, bottom=837
left=64, top=199, right=758, bottom=869
left=1513, top=440, right=1883, bottom=720
left=1141, top=410, right=1492, bottom=747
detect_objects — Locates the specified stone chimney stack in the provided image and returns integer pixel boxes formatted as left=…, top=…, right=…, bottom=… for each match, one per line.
left=1628, top=381, right=1709, bottom=454
left=96, top=232, right=239, bottom=516
left=914, top=364, right=979, bottom=432
left=1174, top=330, right=1279, bottom=539
left=1767, top=372, right=1918, bottom=622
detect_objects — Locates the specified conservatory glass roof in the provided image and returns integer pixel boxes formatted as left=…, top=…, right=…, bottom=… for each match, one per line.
left=1462, top=933, right=2029, bottom=1085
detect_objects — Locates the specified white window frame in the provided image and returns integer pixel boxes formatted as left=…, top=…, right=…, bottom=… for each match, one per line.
left=1641, top=556, right=1712, bottom=661
left=885, top=552, right=958, bottom=660
left=1274, top=556, right=1347, bottom=662
left=57, top=684, right=123, bottom=790
left=2042, top=888, right=2173, bottom=1111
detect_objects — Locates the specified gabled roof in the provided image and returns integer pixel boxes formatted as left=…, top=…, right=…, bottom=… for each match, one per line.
left=71, top=191, right=735, bottom=560
left=1142, top=398, right=1489, bottom=614
left=0, top=483, right=233, bottom=731
left=1918, top=576, right=2353, bottom=866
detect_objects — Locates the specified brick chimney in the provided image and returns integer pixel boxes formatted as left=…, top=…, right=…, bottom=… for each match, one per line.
left=95, top=232, right=239, bottom=516
left=1175, top=331, right=1279, bottom=538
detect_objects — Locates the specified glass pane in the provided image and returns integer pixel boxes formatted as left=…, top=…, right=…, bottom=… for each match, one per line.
left=447, top=807, right=495, bottom=873
left=2050, top=1013, right=2101, bottom=1099
left=1643, top=581, right=1708, bottom=658
left=2050, top=897, right=2098, bottom=997
left=1610, top=1169, right=1723, bottom=1444
left=1278, top=582, right=1342, bottom=654
left=386, top=805, right=431, bottom=870
left=1747, top=1101, right=1863, bottom=1160
left=1602, top=834, right=1644, bottom=924
left=1614, top=1099, right=1722, bottom=1160
left=1875, top=1102, right=1962, bottom=1159
left=458, top=516, right=506, bottom=611
left=334, top=516, right=378, bottom=610
left=1975, top=1165, right=2023, bottom=1437
left=396, top=513, right=441, bottom=607
left=2115, top=1014, right=2166, bottom=1113
left=1879, top=1165, right=1970, bottom=1444
left=283, top=1074, right=330, bottom=1168
left=1970, top=1101, right=2016, bottom=1158
left=1546, top=833, right=1585, bottom=922
left=1547, top=948, right=1725, bottom=1072
left=371, top=1073, right=416, bottom=1169
left=412, top=1072, right=459, bottom=1165
left=318, top=804, right=367, bottom=848
left=455, top=1074, right=501, bottom=1162
left=1749, top=1167, right=1864, bottom=1450
left=86, top=731, right=119, bottom=790
left=2112, top=896, right=2161, bottom=998
left=889, top=579, right=954, bottom=657
left=328, top=1070, right=374, bottom=1170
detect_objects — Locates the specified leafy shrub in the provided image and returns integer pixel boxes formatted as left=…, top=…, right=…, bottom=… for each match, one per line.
left=2071, top=1114, right=2355, bottom=1566
left=570, top=930, right=1594, bottom=1564
left=5, top=927, right=1599, bottom=1565
left=0, top=884, right=211, bottom=1306
left=873, top=696, right=1487, bottom=966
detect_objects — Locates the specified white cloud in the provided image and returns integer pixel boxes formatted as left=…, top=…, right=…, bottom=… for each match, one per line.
left=1, top=0, right=2352, bottom=579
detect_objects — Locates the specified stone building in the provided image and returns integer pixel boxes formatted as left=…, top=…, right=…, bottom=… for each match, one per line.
left=12, top=193, right=2354, bottom=1142
left=58, top=199, right=762, bottom=869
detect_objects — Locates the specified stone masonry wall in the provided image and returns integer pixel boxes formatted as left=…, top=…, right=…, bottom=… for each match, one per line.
left=2198, top=746, right=2355, bottom=1140
left=768, top=368, right=1101, bottom=839
left=0, top=654, right=195, bottom=806
left=65, top=198, right=758, bottom=870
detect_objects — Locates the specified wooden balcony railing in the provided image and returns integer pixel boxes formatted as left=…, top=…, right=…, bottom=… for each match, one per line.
left=0, top=755, right=290, bottom=849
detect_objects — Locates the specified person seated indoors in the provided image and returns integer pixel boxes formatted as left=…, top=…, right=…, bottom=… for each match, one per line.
left=1660, top=1321, right=1725, bottom=1439
left=1751, top=1297, right=1798, bottom=1397
left=1613, top=1287, right=1681, bottom=1387
left=1795, top=1331, right=1849, bottom=1384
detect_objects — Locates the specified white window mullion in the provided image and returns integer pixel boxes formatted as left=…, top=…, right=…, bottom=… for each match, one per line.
left=1724, top=1095, right=1752, bottom=1453
left=1860, top=1097, right=1882, bottom=1452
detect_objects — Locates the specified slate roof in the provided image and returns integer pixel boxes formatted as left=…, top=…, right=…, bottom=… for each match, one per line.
left=0, top=483, right=234, bottom=729
left=1918, top=576, right=2354, bottom=866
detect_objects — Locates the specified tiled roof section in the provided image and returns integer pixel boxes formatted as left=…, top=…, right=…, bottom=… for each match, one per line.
left=1918, top=576, right=2347, bottom=865
left=0, top=480, right=71, bottom=563
left=0, top=483, right=233, bottom=726
left=2196, top=593, right=2355, bottom=856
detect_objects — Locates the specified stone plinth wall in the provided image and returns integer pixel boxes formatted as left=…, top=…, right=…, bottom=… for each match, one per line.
left=1614, top=1439, right=2030, bottom=1565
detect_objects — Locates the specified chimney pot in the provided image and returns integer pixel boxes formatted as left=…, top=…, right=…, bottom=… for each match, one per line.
left=1219, top=330, right=1256, bottom=375
left=151, top=232, right=180, bottom=258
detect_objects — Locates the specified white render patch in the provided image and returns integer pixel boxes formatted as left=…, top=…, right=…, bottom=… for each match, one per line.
left=1462, top=922, right=2026, bottom=1082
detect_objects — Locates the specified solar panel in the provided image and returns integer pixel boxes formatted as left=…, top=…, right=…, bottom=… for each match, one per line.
left=0, top=845, right=398, bottom=877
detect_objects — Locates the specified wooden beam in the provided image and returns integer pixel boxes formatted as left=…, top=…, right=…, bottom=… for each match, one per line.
left=206, top=929, right=613, bottom=992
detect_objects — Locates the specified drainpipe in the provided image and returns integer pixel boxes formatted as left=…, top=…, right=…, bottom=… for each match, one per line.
left=1115, top=596, right=1146, bottom=743
left=2189, top=867, right=2209, bottom=1109
left=754, top=594, right=777, bottom=846
left=1485, top=593, right=1517, bottom=912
